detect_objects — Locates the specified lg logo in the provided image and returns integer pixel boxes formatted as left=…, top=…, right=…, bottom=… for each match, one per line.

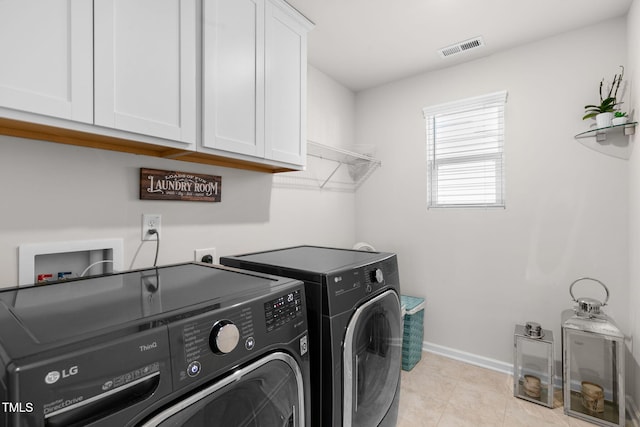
left=44, top=366, right=78, bottom=385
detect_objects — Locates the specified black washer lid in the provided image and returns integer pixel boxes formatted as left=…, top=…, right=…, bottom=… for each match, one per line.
left=0, top=263, right=288, bottom=357
left=224, top=245, right=393, bottom=273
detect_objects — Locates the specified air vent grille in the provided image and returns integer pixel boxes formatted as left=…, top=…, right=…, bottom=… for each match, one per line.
left=438, top=36, right=485, bottom=58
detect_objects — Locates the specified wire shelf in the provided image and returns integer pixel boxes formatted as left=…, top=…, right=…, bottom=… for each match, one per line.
left=273, top=140, right=381, bottom=192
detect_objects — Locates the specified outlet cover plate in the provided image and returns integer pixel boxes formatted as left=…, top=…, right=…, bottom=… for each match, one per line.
left=142, top=214, right=161, bottom=241
left=195, top=248, right=217, bottom=264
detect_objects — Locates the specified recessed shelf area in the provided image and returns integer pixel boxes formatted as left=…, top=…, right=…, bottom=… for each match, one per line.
left=273, top=141, right=381, bottom=191
left=18, top=239, right=124, bottom=287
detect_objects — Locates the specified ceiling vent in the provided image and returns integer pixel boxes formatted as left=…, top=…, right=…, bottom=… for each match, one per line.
left=438, top=36, right=485, bottom=58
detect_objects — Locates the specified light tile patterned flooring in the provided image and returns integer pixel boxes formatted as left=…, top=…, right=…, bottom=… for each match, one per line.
left=398, top=351, right=632, bottom=427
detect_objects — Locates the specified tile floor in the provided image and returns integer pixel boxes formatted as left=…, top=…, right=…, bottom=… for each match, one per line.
left=398, top=351, right=632, bottom=427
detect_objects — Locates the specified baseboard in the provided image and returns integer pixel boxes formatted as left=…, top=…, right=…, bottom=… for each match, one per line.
left=628, top=396, right=640, bottom=427
left=422, top=341, right=513, bottom=375
left=422, top=341, right=640, bottom=426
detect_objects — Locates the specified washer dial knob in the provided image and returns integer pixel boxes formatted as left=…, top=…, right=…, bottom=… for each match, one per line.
left=371, top=268, right=384, bottom=284
left=209, top=320, right=240, bottom=354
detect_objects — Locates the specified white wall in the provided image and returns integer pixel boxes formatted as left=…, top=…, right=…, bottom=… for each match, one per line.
left=354, top=18, right=630, bottom=368
left=627, top=0, right=640, bottom=412
left=0, top=65, right=357, bottom=288
left=307, top=66, right=356, bottom=149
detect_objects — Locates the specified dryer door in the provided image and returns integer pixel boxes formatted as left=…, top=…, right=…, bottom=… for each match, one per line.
left=343, top=290, right=402, bottom=427
left=140, top=352, right=305, bottom=427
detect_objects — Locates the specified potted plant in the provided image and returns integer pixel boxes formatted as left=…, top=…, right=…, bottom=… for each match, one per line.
left=612, top=111, right=628, bottom=126
left=583, top=66, right=625, bottom=129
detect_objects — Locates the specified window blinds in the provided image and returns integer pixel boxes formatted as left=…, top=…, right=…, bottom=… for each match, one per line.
left=423, top=91, right=507, bottom=208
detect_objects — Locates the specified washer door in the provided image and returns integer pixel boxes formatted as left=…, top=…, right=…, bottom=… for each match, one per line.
left=141, top=352, right=304, bottom=427
left=343, top=290, right=402, bottom=427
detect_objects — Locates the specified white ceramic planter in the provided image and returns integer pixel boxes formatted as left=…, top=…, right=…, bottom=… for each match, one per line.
left=595, top=112, right=613, bottom=128
left=612, top=116, right=628, bottom=126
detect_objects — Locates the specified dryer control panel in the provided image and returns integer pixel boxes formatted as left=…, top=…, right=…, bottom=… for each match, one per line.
left=325, top=256, right=399, bottom=315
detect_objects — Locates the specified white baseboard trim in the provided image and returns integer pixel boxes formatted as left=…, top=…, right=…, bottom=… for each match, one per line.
left=422, top=341, right=640, bottom=427
left=627, top=396, right=640, bottom=427
left=422, top=341, right=513, bottom=375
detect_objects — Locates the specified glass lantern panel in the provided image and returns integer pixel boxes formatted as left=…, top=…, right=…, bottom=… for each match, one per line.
left=565, top=330, right=621, bottom=425
left=515, top=336, right=553, bottom=406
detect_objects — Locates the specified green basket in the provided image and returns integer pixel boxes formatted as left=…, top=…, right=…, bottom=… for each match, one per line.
left=401, top=295, right=425, bottom=371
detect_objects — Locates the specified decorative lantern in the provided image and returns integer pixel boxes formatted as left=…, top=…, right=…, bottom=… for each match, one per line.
left=514, top=322, right=554, bottom=407
left=562, top=278, right=625, bottom=427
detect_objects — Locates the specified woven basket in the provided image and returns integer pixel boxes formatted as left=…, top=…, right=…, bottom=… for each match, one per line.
left=401, top=295, right=425, bottom=371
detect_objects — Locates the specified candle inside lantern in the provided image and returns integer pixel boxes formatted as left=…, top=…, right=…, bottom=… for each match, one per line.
left=581, top=381, right=604, bottom=413
left=523, top=374, right=542, bottom=398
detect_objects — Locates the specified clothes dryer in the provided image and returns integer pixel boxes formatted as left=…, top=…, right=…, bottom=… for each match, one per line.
left=221, top=246, right=402, bottom=427
left=0, top=262, right=310, bottom=427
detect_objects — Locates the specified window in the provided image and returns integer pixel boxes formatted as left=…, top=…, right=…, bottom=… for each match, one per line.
left=423, top=91, right=507, bottom=209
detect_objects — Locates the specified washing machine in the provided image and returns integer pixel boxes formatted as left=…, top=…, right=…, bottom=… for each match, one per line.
left=221, top=246, right=402, bottom=427
left=0, top=262, right=310, bottom=426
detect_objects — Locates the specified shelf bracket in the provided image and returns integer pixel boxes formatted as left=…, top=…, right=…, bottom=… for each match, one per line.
left=320, top=162, right=343, bottom=189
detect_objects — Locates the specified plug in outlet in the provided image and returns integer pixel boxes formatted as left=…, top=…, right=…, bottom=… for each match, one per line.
left=142, top=214, right=161, bottom=241
left=195, top=248, right=216, bottom=264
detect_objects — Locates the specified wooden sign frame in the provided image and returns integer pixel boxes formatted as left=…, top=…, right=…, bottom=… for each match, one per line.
left=140, top=168, right=221, bottom=202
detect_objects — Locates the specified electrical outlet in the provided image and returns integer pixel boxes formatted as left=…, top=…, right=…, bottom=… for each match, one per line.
left=195, top=248, right=216, bottom=264
left=142, top=214, right=161, bottom=241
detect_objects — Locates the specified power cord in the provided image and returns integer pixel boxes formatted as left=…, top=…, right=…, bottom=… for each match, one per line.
left=148, top=229, right=160, bottom=267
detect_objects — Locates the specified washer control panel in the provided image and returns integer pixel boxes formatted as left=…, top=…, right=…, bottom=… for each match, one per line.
left=179, top=308, right=254, bottom=372
left=168, top=285, right=306, bottom=391
left=264, top=289, right=303, bottom=333
left=209, top=320, right=240, bottom=354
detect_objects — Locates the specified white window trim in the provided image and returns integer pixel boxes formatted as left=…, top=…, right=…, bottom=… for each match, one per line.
left=423, top=90, right=507, bottom=209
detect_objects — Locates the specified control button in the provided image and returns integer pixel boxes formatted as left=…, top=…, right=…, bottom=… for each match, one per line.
left=187, top=361, right=201, bottom=377
left=371, top=268, right=384, bottom=284
left=366, top=284, right=373, bottom=293
left=209, top=320, right=240, bottom=354
left=245, top=336, right=255, bottom=350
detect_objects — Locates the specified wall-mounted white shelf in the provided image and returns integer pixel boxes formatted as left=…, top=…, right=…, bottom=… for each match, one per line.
left=273, top=141, right=381, bottom=192
left=574, top=122, right=636, bottom=160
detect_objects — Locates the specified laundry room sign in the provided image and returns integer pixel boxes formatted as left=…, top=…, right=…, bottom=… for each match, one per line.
left=140, top=168, right=221, bottom=202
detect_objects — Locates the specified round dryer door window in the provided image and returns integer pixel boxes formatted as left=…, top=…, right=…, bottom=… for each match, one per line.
left=140, top=352, right=305, bottom=427
left=343, top=290, right=402, bottom=427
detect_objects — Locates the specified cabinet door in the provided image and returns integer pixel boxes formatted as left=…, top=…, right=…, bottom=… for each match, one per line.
left=94, top=0, right=197, bottom=145
left=202, top=0, right=264, bottom=157
left=264, top=0, right=309, bottom=166
left=0, top=0, right=93, bottom=123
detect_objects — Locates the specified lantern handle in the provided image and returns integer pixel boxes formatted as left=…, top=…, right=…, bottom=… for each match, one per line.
left=569, top=277, right=609, bottom=306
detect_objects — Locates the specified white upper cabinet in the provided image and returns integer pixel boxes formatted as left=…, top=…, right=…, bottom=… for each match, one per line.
left=265, top=0, right=310, bottom=165
left=0, top=0, right=93, bottom=123
left=203, top=0, right=264, bottom=157
left=0, top=0, right=311, bottom=172
left=94, top=0, right=197, bottom=145
left=202, top=0, right=312, bottom=168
